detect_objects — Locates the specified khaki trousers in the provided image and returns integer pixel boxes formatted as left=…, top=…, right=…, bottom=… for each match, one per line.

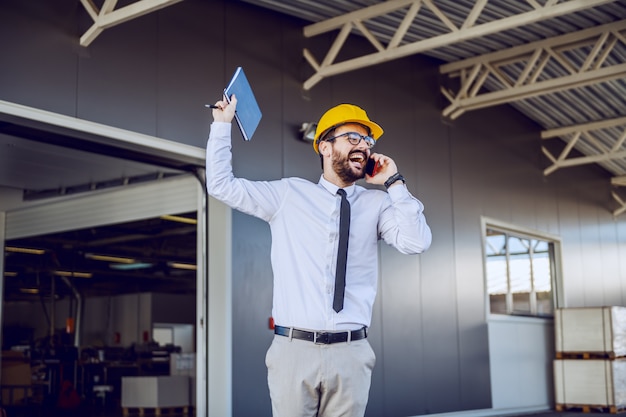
left=265, top=334, right=376, bottom=417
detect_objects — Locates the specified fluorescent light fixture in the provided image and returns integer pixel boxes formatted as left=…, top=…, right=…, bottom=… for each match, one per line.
left=5, top=246, right=46, bottom=255
left=168, top=262, right=197, bottom=271
left=85, top=253, right=136, bottom=263
left=110, top=262, right=153, bottom=270
left=20, top=288, right=39, bottom=294
left=300, top=122, right=317, bottom=142
left=160, top=215, right=197, bottom=225
left=53, top=270, right=93, bottom=278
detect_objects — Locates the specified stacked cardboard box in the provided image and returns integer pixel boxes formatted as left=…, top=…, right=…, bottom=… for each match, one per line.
left=554, top=307, right=626, bottom=412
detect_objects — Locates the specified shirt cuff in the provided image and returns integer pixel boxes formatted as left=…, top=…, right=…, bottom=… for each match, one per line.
left=209, top=122, right=231, bottom=138
left=210, top=121, right=232, bottom=134
left=386, top=181, right=408, bottom=199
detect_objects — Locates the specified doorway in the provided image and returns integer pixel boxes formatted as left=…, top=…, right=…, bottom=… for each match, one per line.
left=1, top=175, right=203, bottom=416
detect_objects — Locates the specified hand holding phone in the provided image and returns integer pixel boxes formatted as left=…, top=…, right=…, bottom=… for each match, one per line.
left=365, top=157, right=380, bottom=177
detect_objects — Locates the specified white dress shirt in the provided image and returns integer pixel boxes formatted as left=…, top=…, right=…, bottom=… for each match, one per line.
left=206, top=122, right=432, bottom=331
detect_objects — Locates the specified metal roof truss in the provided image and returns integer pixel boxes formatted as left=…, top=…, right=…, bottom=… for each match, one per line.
left=541, top=117, right=626, bottom=216
left=79, top=0, right=183, bottom=47
left=439, top=20, right=626, bottom=119
left=541, top=116, right=626, bottom=176
left=302, top=0, right=616, bottom=90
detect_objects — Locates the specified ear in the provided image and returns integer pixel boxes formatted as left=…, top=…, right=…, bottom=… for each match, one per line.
left=318, top=140, right=332, bottom=157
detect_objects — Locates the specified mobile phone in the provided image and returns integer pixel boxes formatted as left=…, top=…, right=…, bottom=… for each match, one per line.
left=365, top=158, right=380, bottom=176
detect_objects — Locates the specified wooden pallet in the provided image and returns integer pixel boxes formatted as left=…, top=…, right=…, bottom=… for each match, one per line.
left=556, top=351, right=624, bottom=360
left=556, top=403, right=626, bottom=414
left=122, top=406, right=192, bottom=416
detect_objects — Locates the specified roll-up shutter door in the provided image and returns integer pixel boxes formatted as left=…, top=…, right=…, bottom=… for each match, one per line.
left=5, top=174, right=198, bottom=240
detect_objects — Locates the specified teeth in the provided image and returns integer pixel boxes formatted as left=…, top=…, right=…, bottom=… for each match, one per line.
left=350, top=154, right=365, bottom=162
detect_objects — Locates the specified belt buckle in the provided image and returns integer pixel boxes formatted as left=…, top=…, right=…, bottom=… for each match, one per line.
left=313, top=332, right=330, bottom=344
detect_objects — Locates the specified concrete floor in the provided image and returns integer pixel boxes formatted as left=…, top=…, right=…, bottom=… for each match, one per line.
left=448, top=407, right=606, bottom=417
left=3, top=409, right=614, bottom=417
left=2, top=405, right=616, bottom=417
left=2, top=405, right=192, bottom=417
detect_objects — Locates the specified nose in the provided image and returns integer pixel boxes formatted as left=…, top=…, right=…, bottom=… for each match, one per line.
left=355, top=144, right=371, bottom=159
left=355, top=137, right=370, bottom=151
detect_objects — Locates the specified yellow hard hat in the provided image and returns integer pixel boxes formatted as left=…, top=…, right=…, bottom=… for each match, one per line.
left=313, top=104, right=384, bottom=154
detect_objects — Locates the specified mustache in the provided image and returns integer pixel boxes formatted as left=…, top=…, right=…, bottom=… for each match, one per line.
left=348, top=150, right=368, bottom=162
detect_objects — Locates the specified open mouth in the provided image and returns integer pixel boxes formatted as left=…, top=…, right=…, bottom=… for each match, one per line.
left=349, top=152, right=367, bottom=169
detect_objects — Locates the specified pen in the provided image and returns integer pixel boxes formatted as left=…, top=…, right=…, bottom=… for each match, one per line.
left=205, top=104, right=221, bottom=109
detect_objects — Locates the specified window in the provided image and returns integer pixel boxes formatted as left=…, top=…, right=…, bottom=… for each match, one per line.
left=484, top=223, right=559, bottom=317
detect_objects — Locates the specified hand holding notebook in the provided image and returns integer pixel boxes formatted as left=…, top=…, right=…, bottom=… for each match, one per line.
left=206, top=67, right=262, bottom=141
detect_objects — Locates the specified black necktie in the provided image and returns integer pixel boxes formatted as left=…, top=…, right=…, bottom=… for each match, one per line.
left=334, top=189, right=350, bottom=313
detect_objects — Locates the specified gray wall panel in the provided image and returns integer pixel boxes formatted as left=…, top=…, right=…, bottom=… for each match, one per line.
left=579, top=200, right=607, bottom=306
left=0, top=2, right=79, bottom=114
left=572, top=194, right=597, bottom=305
left=77, top=13, right=160, bottom=136
left=367, top=259, right=385, bottom=417
left=557, top=190, right=586, bottom=307
left=280, top=18, right=324, bottom=183
left=619, top=222, right=626, bottom=305
left=533, top=180, right=561, bottom=236
left=231, top=212, right=273, bottom=416
left=154, top=1, right=222, bottom=148
left=448, top=116, right=493, bottom=411
left=601, top=218, right=623, bottom=306
left=223, top=6, right=286, bottom=183
left=379, top=244, right=425, bottom=416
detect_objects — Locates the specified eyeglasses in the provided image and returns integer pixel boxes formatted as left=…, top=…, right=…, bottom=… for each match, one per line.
left=324, top=132, right=376, bottom=149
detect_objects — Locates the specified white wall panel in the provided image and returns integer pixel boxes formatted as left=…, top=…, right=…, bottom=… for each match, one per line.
left=206, top=195, right=232, bottom=417
left=488, top=315, right=553, bottom=409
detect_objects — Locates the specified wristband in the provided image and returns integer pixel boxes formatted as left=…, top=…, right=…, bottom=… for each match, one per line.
left=384, top=173, right=405, bottom=189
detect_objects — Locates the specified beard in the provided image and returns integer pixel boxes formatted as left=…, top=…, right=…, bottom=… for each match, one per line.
left=332, top=148, right=367, bottom=184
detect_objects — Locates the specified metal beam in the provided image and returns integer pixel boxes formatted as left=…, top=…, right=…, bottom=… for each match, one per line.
left=80, top=0, right=184, bottom=47
left=612, top=176, right=626, bottom=217
left=611, top=189, right=626, bottom=217
left=612, top=175, right=626, bottom=187
left=301, top=0, right=615, bottom=90
left=541, top=117, right=626, bottom=176
left=440, top=20, right=626, bottom=119
left=541, top=116, right=626, bottom=140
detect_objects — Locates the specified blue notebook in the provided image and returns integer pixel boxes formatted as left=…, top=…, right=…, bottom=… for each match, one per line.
left=224, top=67, right=262, bottom=141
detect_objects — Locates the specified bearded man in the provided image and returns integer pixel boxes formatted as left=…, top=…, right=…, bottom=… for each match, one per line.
left=206, top=100, right=432, bottom=417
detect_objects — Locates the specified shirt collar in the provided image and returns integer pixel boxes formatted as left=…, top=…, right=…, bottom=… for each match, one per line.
left=318, top=175, right=356, bottom=197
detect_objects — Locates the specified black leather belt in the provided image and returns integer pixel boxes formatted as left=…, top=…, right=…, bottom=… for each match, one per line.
left=274, top=325, right=367, bottom=344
